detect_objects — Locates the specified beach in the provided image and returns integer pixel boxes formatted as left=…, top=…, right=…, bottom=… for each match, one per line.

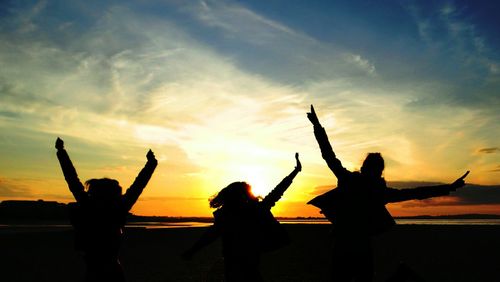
left=1, top=224, right=499, bottom=282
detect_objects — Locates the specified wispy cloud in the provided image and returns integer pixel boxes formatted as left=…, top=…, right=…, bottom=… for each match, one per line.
left=478, top=147, right=499, bottom=154
left=345, top=54, right=376, bottom=76
left=179, top=0, right=383, bottom=84
left=402, top=1, right=500, bottom=111
left=0, top=177, right=33, bottom=198
left=0, top=1, right=498, bottom=216
left=0, top=2, right=315, bottom=208
left=192, top=0, right=303, bottom=42
left=0, top=177, right=73, bottom=201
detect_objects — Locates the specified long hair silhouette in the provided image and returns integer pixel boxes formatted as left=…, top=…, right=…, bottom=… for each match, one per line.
left=55, top=137, right=157, bottom=282
left=183, top=153, right=301, bottom=282
left=209, top=181, right=257, bottom=209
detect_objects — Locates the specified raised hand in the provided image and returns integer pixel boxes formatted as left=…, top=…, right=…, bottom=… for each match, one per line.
left=146, top=149, right=157, bottom=163
left=55, top=137, right=64, bottom=150
left=307, top=104, right=320, bottom=126
left=295, top=152, right=302, bottom=171
left=450, top=171, right=469, bottom=191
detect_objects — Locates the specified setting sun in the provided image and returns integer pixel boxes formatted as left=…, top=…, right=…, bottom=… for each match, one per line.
left=0, top=2, right=499, bottom=281
left=0, top=0, right=498, bottom=218
left=238, top=165, right=272, bottom=198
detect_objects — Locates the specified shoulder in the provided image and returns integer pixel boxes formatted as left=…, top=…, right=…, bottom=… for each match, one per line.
left=378, top=177, right=387, bottom=187
left=213, top=208, right=223, bottom=219
left=341, top=171, right=358, bottom=183
left=352, top=171, right=362, bottom=178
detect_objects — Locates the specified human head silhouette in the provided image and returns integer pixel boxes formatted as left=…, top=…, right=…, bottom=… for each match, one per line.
left=85, top=178, right=122, bottom=202
left=360, top=153, right=384, bottom=178
left=209, top=181, right=257, bottom=209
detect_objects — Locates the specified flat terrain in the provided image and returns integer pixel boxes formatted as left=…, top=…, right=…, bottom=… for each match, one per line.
left=1, top=224, right=499, bottom=282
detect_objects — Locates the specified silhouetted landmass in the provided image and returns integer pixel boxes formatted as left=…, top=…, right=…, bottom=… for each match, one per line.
left=1, top=200, right=498, bottom=224
left=394, top=214, right=500, bottom=219
left=0, top=200, right=69, bottom=222
left=0, top=200, right=216, bottom=224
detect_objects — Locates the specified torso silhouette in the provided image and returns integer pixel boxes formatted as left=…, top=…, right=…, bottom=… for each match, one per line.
left=214, top=200, right=284, bottom=260
left=309, top=124, right=454, bottom=236
left=330, top=172, right=393, bottom=235
left=214, top=202, right=262, bottom=268
left=185, top=165, right=300, bottom=282
left=211, top=197, right=290, bottom=282
left=57, top=145, right=157, bottom=281
left=307, top=106, right=464, bottom=282
left=69, top=198, right=128, bottom=255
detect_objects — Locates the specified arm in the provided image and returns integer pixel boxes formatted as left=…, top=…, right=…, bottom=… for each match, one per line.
left=385, top=171, right=469, bottom=203
left=123, top=150, right=158, bottom=211
left=307, top=105, right=349, bottom=179
left=385, top=185, right=451, bottom=203
left=55, top=138, right=87, bottom=203
left=261, top=153, right=301, bottom=209
left=181, top=224, right=219, bottom=260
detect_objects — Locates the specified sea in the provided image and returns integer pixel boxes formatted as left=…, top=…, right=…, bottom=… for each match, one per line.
left=1, top=218, right=499, bottom=233
left=281, top=218, right=500, bottom=226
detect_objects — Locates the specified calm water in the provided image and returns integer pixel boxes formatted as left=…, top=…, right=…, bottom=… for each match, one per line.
left=1, top=219, right=499, bottom=233
left=281, top=218, right=500, bottom=226
left=394, top=218, right=500, bottom=225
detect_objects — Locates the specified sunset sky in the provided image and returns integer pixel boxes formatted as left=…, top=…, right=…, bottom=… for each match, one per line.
left=1, top=0, right=499, bottom=217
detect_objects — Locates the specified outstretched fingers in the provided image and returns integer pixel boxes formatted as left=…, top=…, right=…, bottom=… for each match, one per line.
left=458, top=170, right=470, bottom=181
left=146, top=149, right=157, bottom=163
left=55, top=137, right=64, bottom=150
left=295, top=152, right=302, bottom=171
left=310, top=105, right=316, bottom=116
left=450, top=170, right=470, bottom=191
left=307, top=104, right=320, bottom=125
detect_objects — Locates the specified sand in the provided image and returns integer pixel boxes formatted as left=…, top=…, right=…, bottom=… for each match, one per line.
left=1, top=224, right=499, bottom=282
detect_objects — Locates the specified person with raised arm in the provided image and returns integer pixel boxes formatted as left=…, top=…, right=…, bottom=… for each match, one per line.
left=306, top=105, right=468, bottom=282
left=55, top=137, right=157, bottom=282
left=182, top=153, right=302, bottom=282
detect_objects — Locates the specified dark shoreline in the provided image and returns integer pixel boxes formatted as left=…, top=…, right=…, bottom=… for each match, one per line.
left=1, top=224, right=499, bottom=282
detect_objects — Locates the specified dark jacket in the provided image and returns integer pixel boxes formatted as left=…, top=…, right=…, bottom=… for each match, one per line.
left=57, top=148, right=157, bottom=253
left=213, top=169, right=299, bottom=257
left=308, top=125, right=453, bottom=236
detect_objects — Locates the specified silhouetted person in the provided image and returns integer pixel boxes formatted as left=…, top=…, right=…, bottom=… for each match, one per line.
left=306, top=105, right=468, bottom=282
left=182, top=153, right=302, bottom=282
left=386, top=262, right=425, bottom=282
left=55, top=137, right=157, bottom=282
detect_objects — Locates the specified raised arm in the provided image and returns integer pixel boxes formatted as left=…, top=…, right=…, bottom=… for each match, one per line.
left=55, top=138, right=86, bottom=203
left=385, top=171, right=469, bottom=203
left=307, top=105, right=349, bottom=180
left=261, top=153, right=301, bottom=209
left=123, top=149, right=158, bottom=211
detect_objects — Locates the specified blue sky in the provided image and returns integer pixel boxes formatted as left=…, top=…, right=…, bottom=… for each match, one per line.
left=0, top=0, right=498, bottom=216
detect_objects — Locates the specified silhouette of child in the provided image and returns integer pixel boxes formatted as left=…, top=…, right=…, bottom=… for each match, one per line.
left=55, top=137, right=157, bottom=282
left=306, top=105, right=468, bottom=282
left=182, top=153, right=302, bottom=282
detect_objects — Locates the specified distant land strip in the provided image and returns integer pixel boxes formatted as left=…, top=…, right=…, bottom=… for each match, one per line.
left=0, top=200, right=499, bottom=224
